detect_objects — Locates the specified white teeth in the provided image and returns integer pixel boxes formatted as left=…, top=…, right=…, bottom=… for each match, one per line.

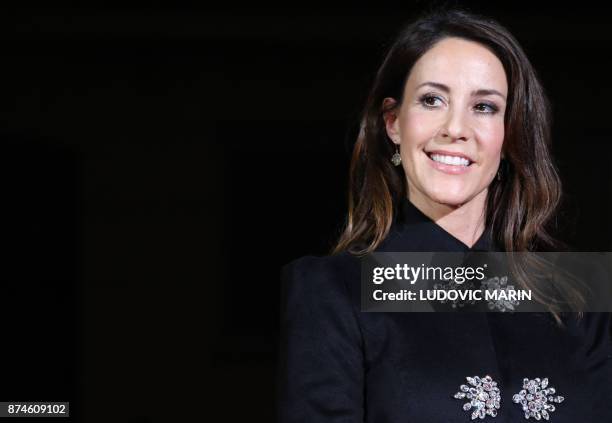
left=430, top=154, right=470, bottom=166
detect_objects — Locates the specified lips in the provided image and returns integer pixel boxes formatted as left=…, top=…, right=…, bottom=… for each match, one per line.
left=424, top=151, right=473, bottom=175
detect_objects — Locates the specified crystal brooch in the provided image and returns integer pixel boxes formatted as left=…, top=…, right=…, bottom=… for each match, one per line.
left=453, top=375, right=501, bottom=419
left=482, top=275, right=521, bottom=312
left=512, top=377, right=564, bottom=420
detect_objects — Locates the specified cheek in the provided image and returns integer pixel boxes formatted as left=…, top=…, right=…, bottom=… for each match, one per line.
left=478, top=122, right=505, bottom=159
left=399, top=110, right=439, bottom=147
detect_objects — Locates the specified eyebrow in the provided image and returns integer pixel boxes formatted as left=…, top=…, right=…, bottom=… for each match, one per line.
left=416, top=81, right=506, bottom=101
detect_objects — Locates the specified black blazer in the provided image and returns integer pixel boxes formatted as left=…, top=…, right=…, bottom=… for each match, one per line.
left=277, top=197, right=612, bottom=422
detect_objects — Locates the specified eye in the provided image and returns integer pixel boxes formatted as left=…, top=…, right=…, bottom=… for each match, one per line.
left=474, top=102, right=499, bottom=114
left=418, top=94, right=444, bottom=108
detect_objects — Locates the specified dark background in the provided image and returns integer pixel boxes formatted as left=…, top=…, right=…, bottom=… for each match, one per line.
left=2, top=2, right=611, bottom=422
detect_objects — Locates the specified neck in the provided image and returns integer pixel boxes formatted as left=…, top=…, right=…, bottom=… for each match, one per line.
left=409, top=189, right=487, bottom=248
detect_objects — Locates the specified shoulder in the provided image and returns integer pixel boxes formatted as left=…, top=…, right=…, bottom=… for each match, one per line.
left=281, top=252, right=359, bottom=283
left=280, top=252, right=361, bottom=308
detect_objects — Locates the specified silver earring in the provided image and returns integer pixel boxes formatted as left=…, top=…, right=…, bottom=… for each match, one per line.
left=391, top=145, right=402, bottom=166
left=512, top=377, right=564, bottom=420
left=453, top=375, right=501, bottom=419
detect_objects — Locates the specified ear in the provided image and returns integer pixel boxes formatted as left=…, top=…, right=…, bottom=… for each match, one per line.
left=382, top=97, right=401, bottom=145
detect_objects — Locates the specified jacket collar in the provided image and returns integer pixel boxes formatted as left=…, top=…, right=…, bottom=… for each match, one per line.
left=376, top=196, right=498, bottom=252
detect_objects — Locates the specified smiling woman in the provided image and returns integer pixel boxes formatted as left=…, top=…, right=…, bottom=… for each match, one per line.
left=277, top=6, right=612, bottom=423
left=383, top=36, right=507, bottom=244
left=334, top=12, right=561, bottom=257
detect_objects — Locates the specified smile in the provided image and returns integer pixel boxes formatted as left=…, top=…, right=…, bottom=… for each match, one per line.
left=424, top=151, right=474, bottom=175
left=429, top=153, right=472, bottom=167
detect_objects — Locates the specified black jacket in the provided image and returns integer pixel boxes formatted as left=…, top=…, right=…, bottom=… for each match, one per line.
left=277, top=197, right=612, bottom=422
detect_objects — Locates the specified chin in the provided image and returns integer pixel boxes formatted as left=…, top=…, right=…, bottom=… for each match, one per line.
left=426, top=189, right=473, bottom=208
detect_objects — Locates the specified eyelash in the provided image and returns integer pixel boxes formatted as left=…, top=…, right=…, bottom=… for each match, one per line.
left=418, top=94, right=499, bottom=114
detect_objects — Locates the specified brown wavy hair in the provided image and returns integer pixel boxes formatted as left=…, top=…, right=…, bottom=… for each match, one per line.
left=330, top=8, right=583, bottom=319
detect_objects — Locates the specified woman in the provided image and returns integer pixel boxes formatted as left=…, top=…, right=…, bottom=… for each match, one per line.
left=277, top=8, right=612, bottom=422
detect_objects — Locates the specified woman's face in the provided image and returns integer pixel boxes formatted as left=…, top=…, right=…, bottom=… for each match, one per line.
left=384, top=37, right=507, bottom=210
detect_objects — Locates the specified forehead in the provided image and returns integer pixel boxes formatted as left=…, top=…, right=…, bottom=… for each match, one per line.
left=407, top=37, right=507, bottom=94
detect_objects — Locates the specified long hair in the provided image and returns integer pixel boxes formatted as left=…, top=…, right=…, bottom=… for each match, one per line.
left=330, top=8, right=579, bottom=320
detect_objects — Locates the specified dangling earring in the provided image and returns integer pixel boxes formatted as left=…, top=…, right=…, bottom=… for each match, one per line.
left=391, top=144, right=402, bottom=166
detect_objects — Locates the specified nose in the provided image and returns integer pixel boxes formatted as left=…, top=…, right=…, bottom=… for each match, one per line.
left=439, top=105, right=471, bottom=142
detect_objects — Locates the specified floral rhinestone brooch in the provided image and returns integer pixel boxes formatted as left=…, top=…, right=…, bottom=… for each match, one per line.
left=512, top=377, right=565, bottom=420
left=453, top=375, right=501, bottom=420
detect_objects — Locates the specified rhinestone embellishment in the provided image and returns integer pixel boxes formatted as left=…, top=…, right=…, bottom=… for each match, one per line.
left=482, top=276, right=521, bottom=312
left=512, top=377, right=564, bottom=420
left=391, top=152, right=402, bottom=166
left=453, top=375, right=501, bottom=419
left=432, top=278, right=476, bottom=309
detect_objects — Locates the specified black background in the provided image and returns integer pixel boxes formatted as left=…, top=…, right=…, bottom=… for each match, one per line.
left=2, top=2, right=611, bottom=422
